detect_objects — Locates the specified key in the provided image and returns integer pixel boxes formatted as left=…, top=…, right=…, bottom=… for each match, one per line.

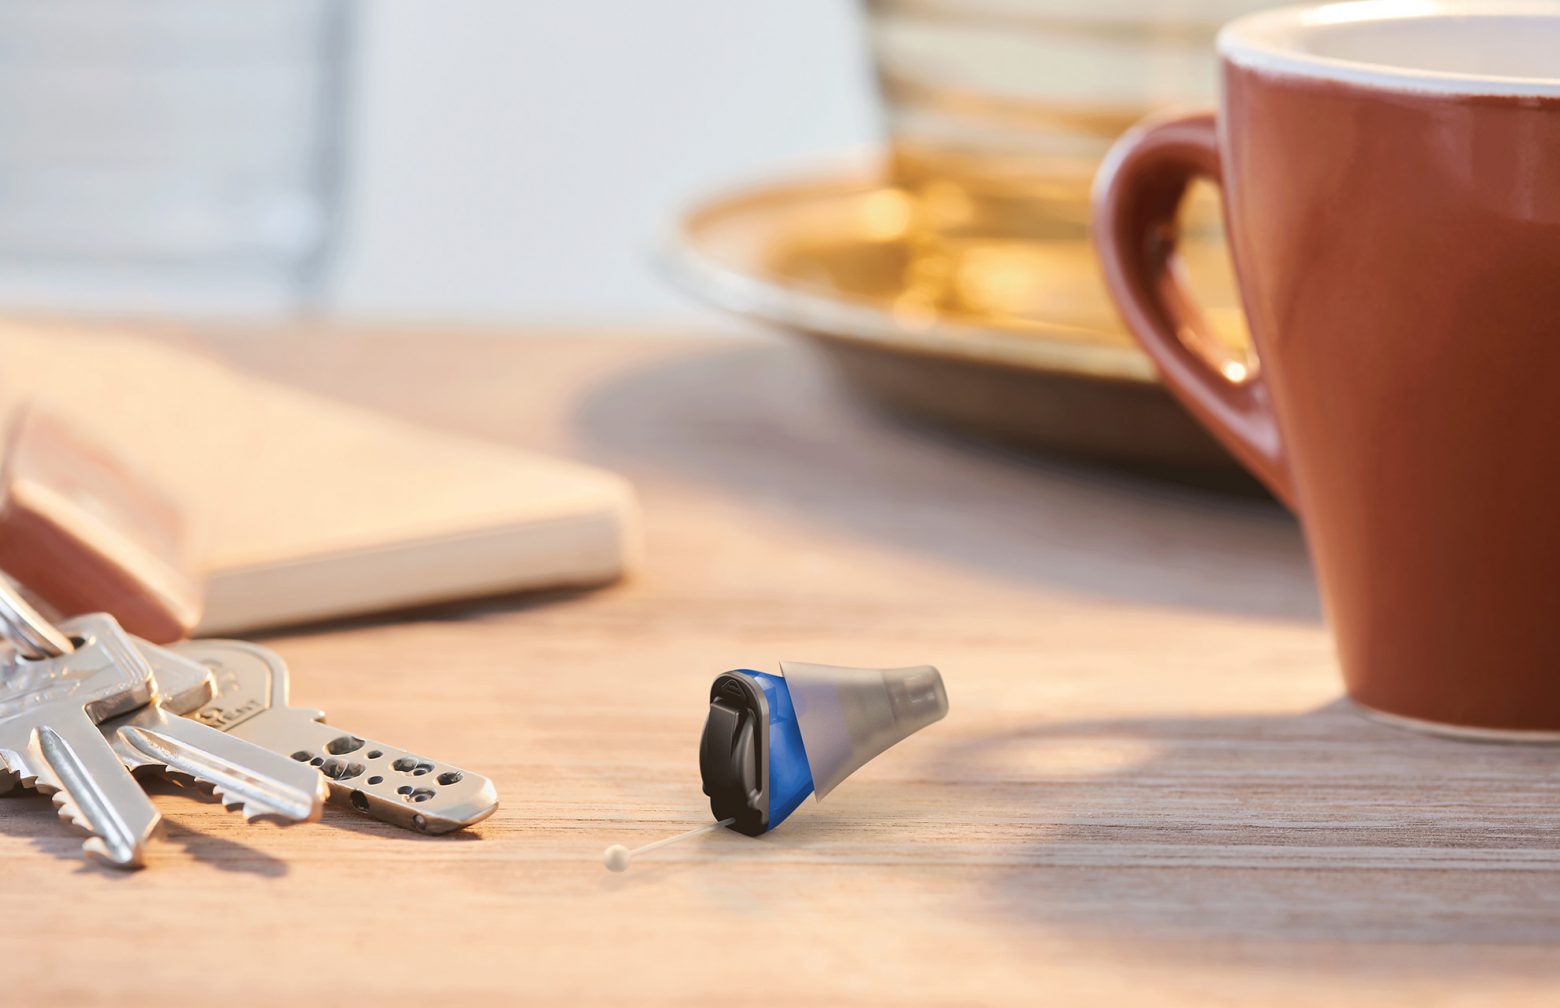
left=177, top=638, right=499, bottom=834
left=0, top=613, right=160, bottom=869
left=100, top=642, right=328, bottom=825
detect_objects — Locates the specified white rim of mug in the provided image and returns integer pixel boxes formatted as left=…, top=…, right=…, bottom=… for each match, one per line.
left=1219, top=1, right=1560, bottom=97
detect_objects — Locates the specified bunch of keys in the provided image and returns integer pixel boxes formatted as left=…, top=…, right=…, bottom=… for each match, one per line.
left=0, top=580, right=499, bottom=870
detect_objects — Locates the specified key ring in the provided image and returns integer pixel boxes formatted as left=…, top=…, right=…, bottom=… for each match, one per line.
left=0, top=576, right=73, bottom=661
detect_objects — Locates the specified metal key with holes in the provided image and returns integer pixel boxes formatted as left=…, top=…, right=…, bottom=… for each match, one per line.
left=177, top=638, right=499, bottom=834
left=101, top=642, right=328, bottom=825
left=0, top=613, right=161, bottom=869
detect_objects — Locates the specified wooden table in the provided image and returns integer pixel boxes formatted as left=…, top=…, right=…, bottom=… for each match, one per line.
left=6, top=327, right=1559, bottom=1006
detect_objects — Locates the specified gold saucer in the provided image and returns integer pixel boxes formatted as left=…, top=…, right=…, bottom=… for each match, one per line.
left=664, top=169, right=1257, bottom=489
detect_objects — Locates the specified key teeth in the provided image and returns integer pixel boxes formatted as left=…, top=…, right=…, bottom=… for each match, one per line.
left=128, top=759, right=211, bottom=795
left=161, top=768, right=201, bottom=789
left=130, top=753, right=245, bottom=800
left=125, top=757, right=189, bottom=786
left=116, top=723, right=326, bottom=826
left=48, top=788, right=94, bottom=837
left=121, top=752, right=320, bottom=827
left=33, top=778, right=146, bottom=869
left=213, top=789, right=269, bottom=822
left=213, top=787, right=322, bottom=827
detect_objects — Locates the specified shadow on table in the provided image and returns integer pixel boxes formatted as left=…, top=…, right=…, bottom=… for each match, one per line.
left=0, top=780, right=294, bottom=876
left=573, top=343, right=1320, bottom=622
left=0, top=788, right=146, bottom=876
left=913, top=700, right=1560, bottom=958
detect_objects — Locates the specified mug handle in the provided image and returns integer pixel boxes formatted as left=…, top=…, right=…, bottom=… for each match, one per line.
left=1093, top=111, right=1294, bottom=506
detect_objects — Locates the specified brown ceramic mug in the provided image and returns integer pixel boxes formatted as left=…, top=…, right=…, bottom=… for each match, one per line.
left=1094, top=2, right=1560, bottom=737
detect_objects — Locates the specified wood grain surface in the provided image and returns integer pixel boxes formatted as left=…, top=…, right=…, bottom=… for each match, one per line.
left=3, top=324, right=1558, bottom=1007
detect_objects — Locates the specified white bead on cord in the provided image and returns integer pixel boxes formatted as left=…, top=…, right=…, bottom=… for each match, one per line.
left=602, top=817, right=736, bottom=872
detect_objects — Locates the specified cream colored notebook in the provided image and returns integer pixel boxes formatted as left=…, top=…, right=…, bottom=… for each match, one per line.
left=0, top=322, right=638, bottom=633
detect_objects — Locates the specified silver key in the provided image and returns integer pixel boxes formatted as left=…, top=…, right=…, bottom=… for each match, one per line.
left=0, top=613, right=160, bottom=869
left=177, top=638, right=499, bottom=834
left=101, top=642, right=328, bottom=825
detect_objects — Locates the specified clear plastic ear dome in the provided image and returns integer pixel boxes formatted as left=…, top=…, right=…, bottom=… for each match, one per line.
left=779, top=662, right=948, bottom=799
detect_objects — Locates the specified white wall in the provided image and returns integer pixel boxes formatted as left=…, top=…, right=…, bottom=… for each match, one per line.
left=323, top=1, right=879, bottom=325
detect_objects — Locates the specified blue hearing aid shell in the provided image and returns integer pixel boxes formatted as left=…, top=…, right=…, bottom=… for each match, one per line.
left=699, top=670, right=813, bottom=835
left=699, top=663, right=948, bottom=835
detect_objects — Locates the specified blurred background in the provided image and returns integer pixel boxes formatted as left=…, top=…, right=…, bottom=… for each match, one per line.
left=0, top=0, right=1277, bottom=485
left=0, top=0, right=874, bottom=324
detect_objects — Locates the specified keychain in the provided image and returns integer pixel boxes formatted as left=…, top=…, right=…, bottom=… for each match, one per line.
left=0, top=576, right=499, bottom=869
